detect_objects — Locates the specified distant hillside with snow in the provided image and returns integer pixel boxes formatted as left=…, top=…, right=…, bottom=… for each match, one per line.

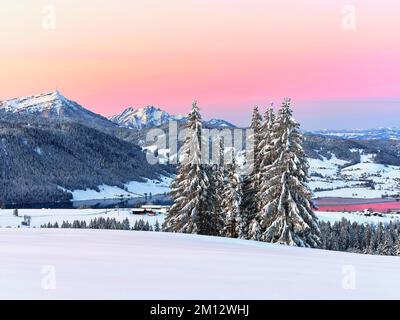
left=311, top=128, right=400, bottom=140
left=308, top=150, right=400, bottom=199
left=140, top=132, right=400, bottom=199
left=303, top=134, right=400, bottom=198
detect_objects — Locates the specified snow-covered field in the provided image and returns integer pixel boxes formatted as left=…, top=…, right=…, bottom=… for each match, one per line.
left=1, top=208, right=398, bottom=229
left=0, top=228, right=399, bottom=299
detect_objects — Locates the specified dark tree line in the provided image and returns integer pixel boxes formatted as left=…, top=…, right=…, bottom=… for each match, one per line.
left=41, top=217, right=161, bottom=232
left=320, top=219, right=400, bottom=256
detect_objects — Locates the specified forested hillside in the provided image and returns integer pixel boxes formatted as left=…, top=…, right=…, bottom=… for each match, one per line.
left=304, top=134, right=400, bottom=166
left=0, top=111, right=170, bottom=205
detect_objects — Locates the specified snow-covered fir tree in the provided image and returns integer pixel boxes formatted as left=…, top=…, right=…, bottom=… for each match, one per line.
left=154, top=220, right=161, bottom=232
left=240, top=106, right=262, bottom=239
left=205, top=163, right=225, bottom=236
left=257, top=98, right=320, bottom=247
left=395, top=239, right=400, bottom=256
left=377, top=231, right=396, bottom=256
left=249, top=105, right=275, bottom=240
left=366, top=226, right=379, bottom=254
left=221, top=156, right=242, bottom=238
left=213, top=140, right=229, bottom=234
left=163, top=102, right=211, bottom=234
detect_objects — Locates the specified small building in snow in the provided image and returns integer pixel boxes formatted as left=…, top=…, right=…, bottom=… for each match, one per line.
left=140, top=205, right=170, bottom=214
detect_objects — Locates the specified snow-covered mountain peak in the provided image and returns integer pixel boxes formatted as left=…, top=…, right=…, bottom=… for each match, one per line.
left=0, top=91, right=114, bottom=127
left=109, top=105, right=173, bottom=129
left=0, top=91, right=78, bottom=114
left=110, top=106, right=236, bottom=129
left=136, top=105, right=165, bottom=119
left=204, top=118, right=237, bottom=128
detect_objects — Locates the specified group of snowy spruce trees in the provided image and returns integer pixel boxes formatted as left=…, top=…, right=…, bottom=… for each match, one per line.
left=163, top=98, right=321, bottom=248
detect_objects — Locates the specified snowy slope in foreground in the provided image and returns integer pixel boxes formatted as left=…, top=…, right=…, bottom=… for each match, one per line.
left=1, top=229, right=400, bottom=299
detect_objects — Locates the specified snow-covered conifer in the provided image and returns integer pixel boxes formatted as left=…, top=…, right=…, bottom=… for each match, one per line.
left=258, top=98, right=320, bottom=247
left=240, top=106, right=262, bottom=239
left=163, top=102, right=210, bottom=234
left=205, top=163, right=225, bottom=236
left=154, top=220, right=161, bottom=232
left=249, top=105, right=275, bottom=240
left=214, top=141, right=228, bottom=233
left=377, top=232, right=395, bottom=256
left=221, top=156, right=242, bottom=238
left=395, top=239, right=400, bottom=256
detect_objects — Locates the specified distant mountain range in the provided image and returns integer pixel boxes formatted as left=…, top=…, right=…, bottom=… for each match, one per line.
left=109, top=106, right=237, bottom=129
left=109, top=106, right=186, bottom=129
left=310, top=128, right=400, bottom=140
left=0, top=91, right=237, bottom=130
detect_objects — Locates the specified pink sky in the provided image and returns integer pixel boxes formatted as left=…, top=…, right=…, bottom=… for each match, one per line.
left=1, top=0, right=400, bottom=129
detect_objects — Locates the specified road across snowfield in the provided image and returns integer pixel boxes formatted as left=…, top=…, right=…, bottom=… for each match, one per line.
left=0, top=228, right=399, bottom=299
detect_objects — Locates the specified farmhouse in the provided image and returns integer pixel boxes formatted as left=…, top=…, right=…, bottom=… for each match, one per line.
left=130, top=208, right=155, bottom=215
left=141, top=205, right=170, bottom=214
left=130, top=205, right=170, bottom=215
